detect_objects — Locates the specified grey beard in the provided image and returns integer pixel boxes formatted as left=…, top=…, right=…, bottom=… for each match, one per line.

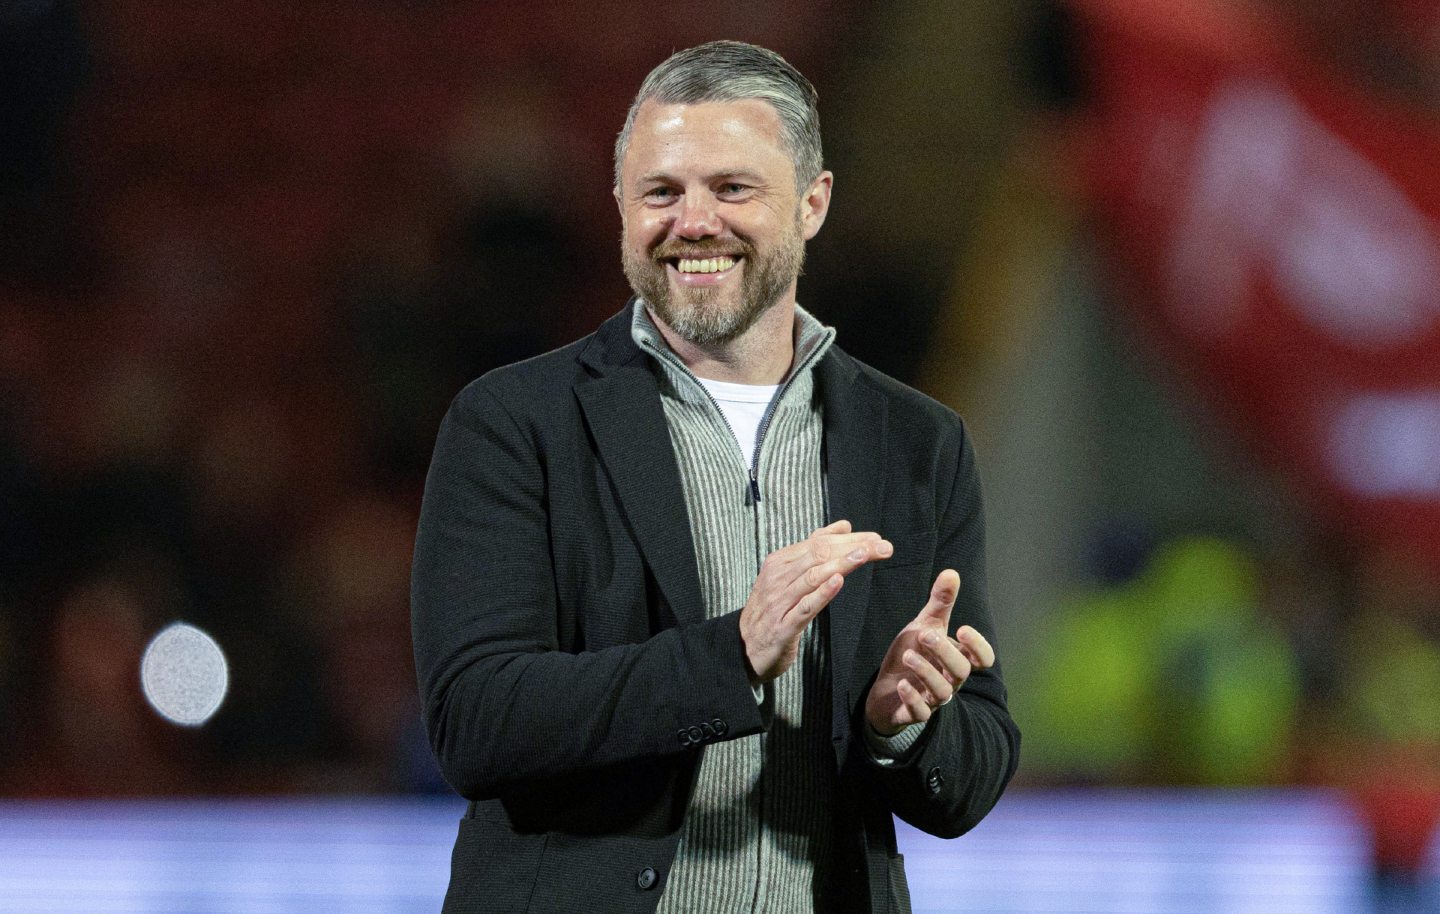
left=655, top=284, right=769, bottom=346
left=622, top=230, right=804, bottom=348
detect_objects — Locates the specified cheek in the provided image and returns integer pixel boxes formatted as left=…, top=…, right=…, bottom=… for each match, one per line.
left=624, top=213, right=670, bottom=250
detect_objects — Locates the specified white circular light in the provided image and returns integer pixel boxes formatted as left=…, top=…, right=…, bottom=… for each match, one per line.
left=140, top=623, right=229, bottom=727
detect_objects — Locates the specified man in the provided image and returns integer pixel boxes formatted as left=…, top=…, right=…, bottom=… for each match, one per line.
left=411, top=40, right=1019, bottom=914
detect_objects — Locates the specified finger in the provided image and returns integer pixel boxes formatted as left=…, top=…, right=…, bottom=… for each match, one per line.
left=833, top=535, right=893, bottom=564
left=813, top=534, right=892, bottom=577
left=808, top=531, right=886, bottom=561
left=902, top=649, right=954, bottom=706
left=914, top=569, right=961, bottom=628
left=896, top=678, right=933, bottom=725
left=776, top=537, right=892, bottom=608
left=919, top=630, right=972, bottom=686
left=772, top=530, right=879, bottom=569
left=767, top=523, right=849, bottom=567
left=780, top=572, right=843, bottom=629
left=802, top=521, right=861, bottom=560
left=954, top=625, right=996, bottom=669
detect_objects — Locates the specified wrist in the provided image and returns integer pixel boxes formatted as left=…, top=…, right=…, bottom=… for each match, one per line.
left=868, top=717, right=906, bottom=738
left=864, top=700, right=906, bottom=737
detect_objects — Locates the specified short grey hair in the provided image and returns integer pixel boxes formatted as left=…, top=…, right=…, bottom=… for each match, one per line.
left=613, top=40, right=823, bottom=192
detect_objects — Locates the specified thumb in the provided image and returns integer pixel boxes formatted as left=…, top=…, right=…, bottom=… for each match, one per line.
left=915, top=569, right=961, bottom=627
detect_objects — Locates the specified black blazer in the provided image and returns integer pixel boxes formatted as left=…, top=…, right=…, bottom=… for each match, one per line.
left=411, top=301, right=1019, bottom=914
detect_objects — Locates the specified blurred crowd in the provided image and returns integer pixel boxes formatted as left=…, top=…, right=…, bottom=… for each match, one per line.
left=0, top=1, right=854, bottom=796
left=0, top=0, right=1436, bottom=890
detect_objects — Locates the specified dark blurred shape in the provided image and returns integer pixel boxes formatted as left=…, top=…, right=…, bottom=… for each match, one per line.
left=0, top=0, right=91, bottom=285
left=808, top=272, right=936, bottom=385
left=1284, top=0, right=1440, bottom=111
left=341, top=201, right=574, bottom=485
left=1024, top=0, right=1085, bottom=112
left=282, top=494, right=442, bottom=792
left=1084, top=520, right=1155, bottom=585
left=7, top=560, right=208, bottom=796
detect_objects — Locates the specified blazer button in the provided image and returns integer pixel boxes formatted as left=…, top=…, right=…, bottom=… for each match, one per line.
left=687, top=725, right=704, bottom=743
left=926, top=766, right=944, bottom=795
left=636, top=867, right=658, bottom=890
left=711, top=717, right=728, bottom=736
left=677, top=729, right=692, bottom=747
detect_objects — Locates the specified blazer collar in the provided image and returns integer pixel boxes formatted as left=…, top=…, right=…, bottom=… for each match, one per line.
left=572, top=300, right=706, bottom=625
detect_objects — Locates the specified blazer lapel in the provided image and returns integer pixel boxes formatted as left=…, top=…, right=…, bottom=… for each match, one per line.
left=817, top=351, right=888, bottom=756
left=574, top=306, right=706, bottom=626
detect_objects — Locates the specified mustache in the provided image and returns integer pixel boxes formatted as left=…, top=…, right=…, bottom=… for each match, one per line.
left=651, top=239, right=754, bottom=261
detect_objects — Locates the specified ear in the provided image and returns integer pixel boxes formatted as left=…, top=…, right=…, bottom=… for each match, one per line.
left=799, top=170, right=833, bottom=241
left=612, top=182, right=624, bottom=219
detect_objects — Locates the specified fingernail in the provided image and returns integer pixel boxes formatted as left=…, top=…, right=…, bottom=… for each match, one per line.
left=848, top=547, right=866, bottom=561
left=877, top=541, right=893, bottom=556
left=922, top=631, right=937, bottom=646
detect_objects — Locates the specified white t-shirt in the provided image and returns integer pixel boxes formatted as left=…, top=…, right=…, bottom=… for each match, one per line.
left=697, top=377, right=779, bottom=465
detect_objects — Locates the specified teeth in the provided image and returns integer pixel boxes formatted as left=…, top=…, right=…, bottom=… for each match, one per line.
left=677, top=256, right=737, bottom=274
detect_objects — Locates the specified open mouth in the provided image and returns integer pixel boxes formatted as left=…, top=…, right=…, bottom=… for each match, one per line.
left=663, top=255, right=742, bottom=284
left=670, top=255, right=739, bottom=274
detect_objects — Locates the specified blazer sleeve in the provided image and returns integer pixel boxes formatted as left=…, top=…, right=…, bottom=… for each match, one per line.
left=854, top=418, right=1021, bottom=838
left=410, top=381, right=767, bottom=801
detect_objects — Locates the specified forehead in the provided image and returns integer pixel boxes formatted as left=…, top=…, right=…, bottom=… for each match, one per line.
left=621, top=98, right=793, bottom=183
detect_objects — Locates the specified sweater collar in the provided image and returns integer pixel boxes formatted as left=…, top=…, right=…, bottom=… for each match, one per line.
left=629, top=299, right=836, bottom=390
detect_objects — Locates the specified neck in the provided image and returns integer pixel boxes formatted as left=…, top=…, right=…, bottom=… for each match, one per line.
left=647, top=298, right=796, bottom=385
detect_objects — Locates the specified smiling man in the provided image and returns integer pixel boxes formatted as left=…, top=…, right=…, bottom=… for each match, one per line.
left=617, top=94, right=810, bottom=366
left=411, top=41, right=1019, bottom=914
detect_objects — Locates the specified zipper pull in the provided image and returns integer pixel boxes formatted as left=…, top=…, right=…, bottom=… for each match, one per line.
left=749, top=471, right=761, bottom=504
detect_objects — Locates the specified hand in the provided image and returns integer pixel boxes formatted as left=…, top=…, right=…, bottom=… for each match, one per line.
left=864, top=569, right=995, bottom=736
left=740, top=519, right=892, bottom=686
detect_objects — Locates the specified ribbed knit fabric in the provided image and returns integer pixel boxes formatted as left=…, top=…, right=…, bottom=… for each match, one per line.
left=633, top=303, right=839, bottom=914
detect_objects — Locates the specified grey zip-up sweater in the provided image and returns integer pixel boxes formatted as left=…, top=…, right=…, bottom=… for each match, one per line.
left=632, top=304, right=918, bottom=913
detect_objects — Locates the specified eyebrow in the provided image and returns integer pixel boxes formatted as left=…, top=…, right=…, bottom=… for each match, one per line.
left=634, top=169, right=767, bottom=186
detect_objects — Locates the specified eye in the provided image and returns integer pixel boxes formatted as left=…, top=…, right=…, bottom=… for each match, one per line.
left=643, top=186, right=676, bottom=203
left=718, top=182, right=749, bottom=197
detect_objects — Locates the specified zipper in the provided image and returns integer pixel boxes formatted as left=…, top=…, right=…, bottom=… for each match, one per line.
left=744, top=338, right=830, bottom=503
left=641, top=337, right=829, bottom=507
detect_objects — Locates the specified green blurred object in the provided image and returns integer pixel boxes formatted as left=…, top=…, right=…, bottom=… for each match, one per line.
left=1016, top=536, right=1301, bottom=785
left=1019, top=590, right=1158, bottom=779
left=1346, top=613, right=1440, bottom=745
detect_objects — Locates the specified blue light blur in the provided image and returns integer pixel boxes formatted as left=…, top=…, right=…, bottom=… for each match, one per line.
left=0, top=791, right=1433, bottom=913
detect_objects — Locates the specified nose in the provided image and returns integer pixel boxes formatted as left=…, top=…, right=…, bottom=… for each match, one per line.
left=673, top=191, right=721, bottom=240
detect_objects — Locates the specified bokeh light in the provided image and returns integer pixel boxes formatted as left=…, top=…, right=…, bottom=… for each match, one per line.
left=139, top=622, right=228, bottom=727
